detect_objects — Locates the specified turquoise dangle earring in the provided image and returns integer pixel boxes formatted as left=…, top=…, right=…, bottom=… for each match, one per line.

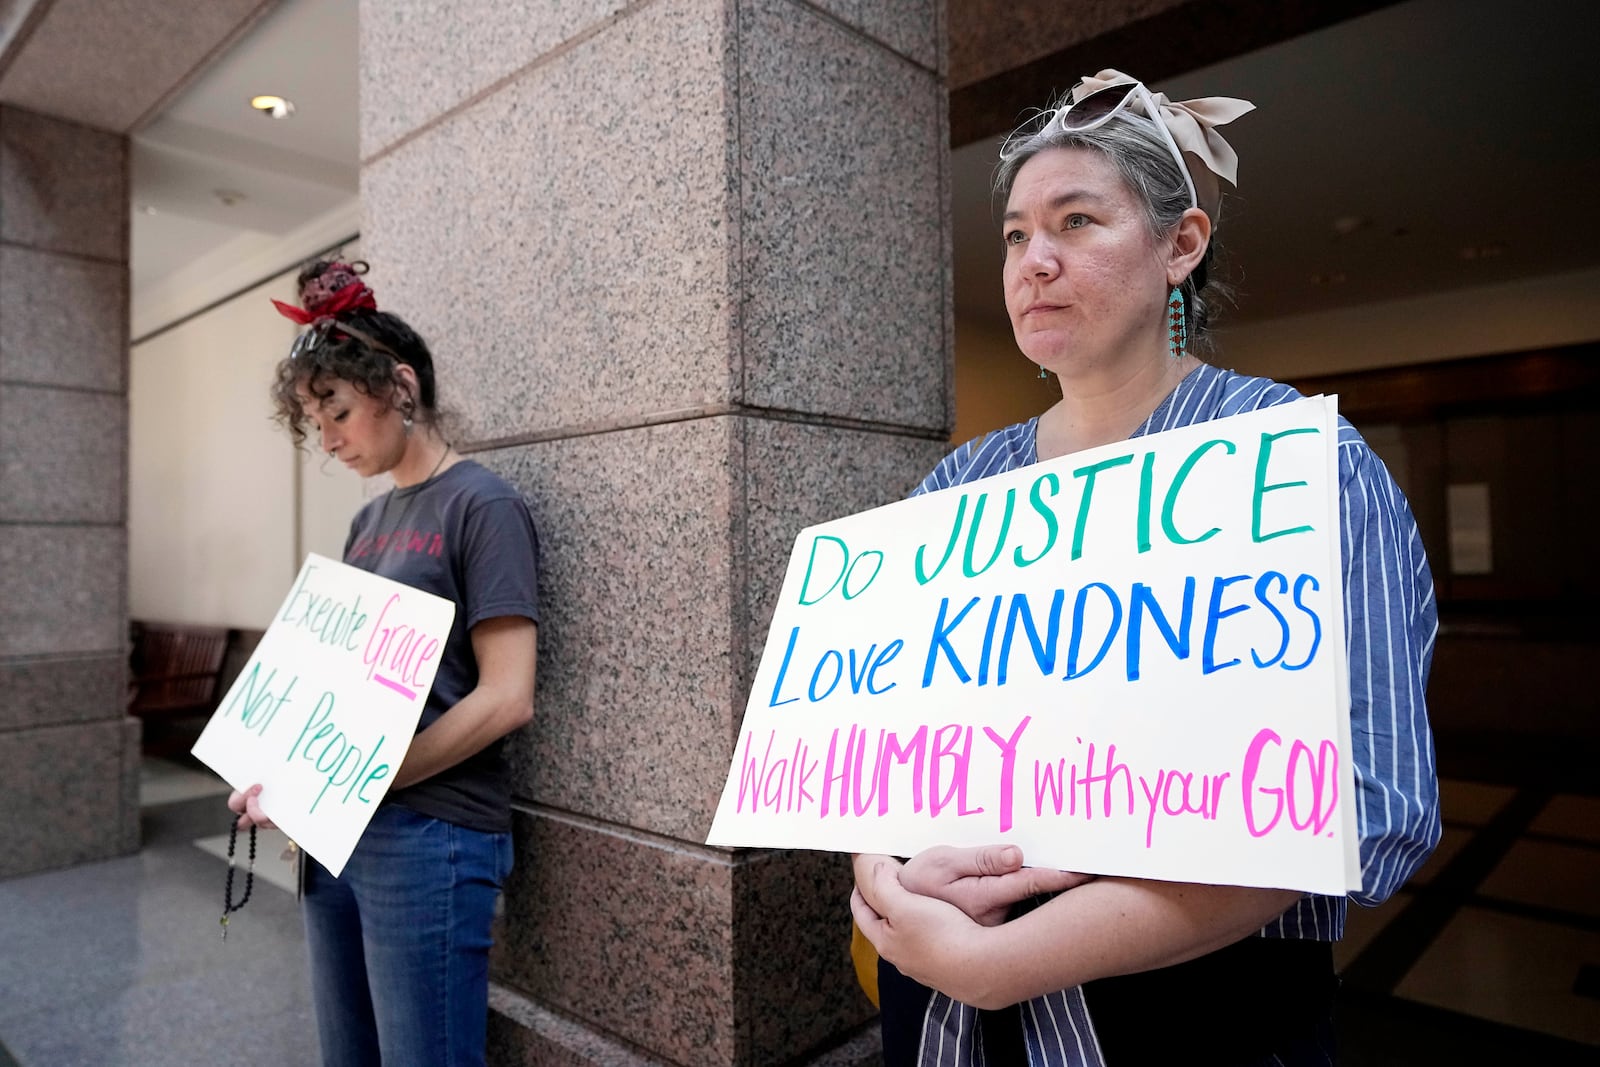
left=1167, top=286, right=1187, bottom=360
left=1038, top=365, right=1048, bottom=380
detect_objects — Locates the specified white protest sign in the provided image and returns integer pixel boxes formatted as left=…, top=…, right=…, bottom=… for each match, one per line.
left=708, top=397, right=1361, bottom=895
left=192, top=553, right=456, bottom=877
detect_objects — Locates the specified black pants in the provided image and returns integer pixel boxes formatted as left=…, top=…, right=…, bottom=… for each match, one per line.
left=879, top=936, right=1337, bottom=1066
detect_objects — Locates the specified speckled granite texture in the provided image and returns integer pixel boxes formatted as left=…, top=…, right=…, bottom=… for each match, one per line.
left=0, top=385, right=126, bottom=524
left=736, top=0, right=947, bottom=430
left=0, top=104, right=135, bottom=880
left=360, top=0, right=634, bottom=159
left=494, top=810, right=874, bottom=1065
left=0, top=526, right=126, bottom=657
left=496, top=810, right=738, bottom=1064
left=731, top=846, right=877, bottom=1061
left=362, top=0, right=945, bottom=1060
left=740, top=419, right=949, bottom=682
left=489, top=980, right=668, bottom=1066
left=805, top=0, right=942, bottom=72
left=0, top=245, right=126, bottom=389
left=0, top=718, right=140, bottom=878
left=0, top=654, right=125, bottom=731
left=948, top=0, right=1187, bottom=89
left=365, top=0, right=951, bottom=443
left=362, top=0, right=737, bottom=446
left=481, top=421, right=741, bottom=840
left=478, top=417, right=946, bottom=839
left=0, top=107, right=125, bottom=261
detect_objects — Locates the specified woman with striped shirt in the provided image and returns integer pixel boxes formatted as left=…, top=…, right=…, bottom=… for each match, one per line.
left=849, top=71, right=1439, bottom=1066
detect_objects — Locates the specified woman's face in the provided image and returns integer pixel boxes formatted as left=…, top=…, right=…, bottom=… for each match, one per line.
left=1002, top=146, right=1171, bottom=373
left=295, top=376, right=407, bottom=478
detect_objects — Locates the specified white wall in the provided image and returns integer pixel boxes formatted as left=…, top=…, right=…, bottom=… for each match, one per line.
left=130, top=266, right=368, bottom=629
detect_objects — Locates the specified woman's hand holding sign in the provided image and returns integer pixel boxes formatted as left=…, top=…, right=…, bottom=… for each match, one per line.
left=227, top=784, right=279, bottom=831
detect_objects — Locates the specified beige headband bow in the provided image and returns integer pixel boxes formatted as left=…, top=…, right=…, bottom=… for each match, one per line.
left=1072, top=69, right=1255, bottom=221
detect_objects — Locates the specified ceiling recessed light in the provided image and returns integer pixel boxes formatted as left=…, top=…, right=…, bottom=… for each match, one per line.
left=1330, top=215, right=1368, bottom=237
left=250, top=94, right=295, bottom=119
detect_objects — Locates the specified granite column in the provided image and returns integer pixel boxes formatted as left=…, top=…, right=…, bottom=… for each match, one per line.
left=359, top=0, right=949, bottom=1062
left=0, top=106, right=138, bottom=878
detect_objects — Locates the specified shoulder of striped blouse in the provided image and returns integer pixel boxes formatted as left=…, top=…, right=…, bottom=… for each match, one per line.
left=913, top=418, right=1038, bottom=497
left=1207, top=366, right=1392, bottom=495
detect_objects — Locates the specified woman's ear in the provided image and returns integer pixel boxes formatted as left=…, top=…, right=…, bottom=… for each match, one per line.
left=1167, top=207, right=1212, bottom=287
left=393, top=362, right=421, bottom=408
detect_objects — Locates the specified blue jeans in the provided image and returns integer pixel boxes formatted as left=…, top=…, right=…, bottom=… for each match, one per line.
left=302, top=804, right=514, bottom=1067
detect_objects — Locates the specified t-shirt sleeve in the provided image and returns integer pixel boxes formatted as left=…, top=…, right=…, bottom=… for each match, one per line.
left=457, top=494, right=541, bottom=631
left=1339, top=443, right=1441, bottom=907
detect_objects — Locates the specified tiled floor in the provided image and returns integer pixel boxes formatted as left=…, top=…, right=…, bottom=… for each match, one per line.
left=1333, top=776, right=1600, bottom=1062
left=0, top=757, right=316, bottom=1067
left=0, top=752, right=1595, bottom=1064
left=1395, top=907, right=1600, bottom=1043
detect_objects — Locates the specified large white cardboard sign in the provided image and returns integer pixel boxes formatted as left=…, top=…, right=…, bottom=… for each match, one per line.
left=192, top=554, right=456, bottom=877
left=708, top=397, right=1361, bottom=895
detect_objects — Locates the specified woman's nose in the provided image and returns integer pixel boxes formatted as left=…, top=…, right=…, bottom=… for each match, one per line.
left=321, top=424, right=340, bottom=455
left=1021, top=234, right=1059, bottom=277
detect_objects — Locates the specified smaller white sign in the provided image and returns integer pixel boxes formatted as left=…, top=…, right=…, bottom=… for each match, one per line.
left=192, top=554, right=456, bottom=877
left=1446, top=482, right=1493, bottom=575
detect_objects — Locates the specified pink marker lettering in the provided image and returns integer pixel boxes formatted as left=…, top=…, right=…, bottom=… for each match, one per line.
left=1241, top=728, right=1284, bottom=837
left=981, top=715, right=1031, bottom=832
left=1286, top=739, right=1339, bottom=835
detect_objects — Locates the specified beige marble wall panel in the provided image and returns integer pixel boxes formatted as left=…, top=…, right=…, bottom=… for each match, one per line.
left=362, top=0, right=736, bottom=444
left=736, top=0, right=948, bottom=431
left=0, top=385, right=125, bottom=523
left=0, top=246, right=126, bottom=389
left=0, top=654, right=125, bottom=730
left=0, top=525, right=125, bottom=657
left=478, top=418, right=740, bottom=841
left=0, top=718, right=140, bottom=878
left=359, top=0, right=635, bottom=158
left=0, top=108, right=124, bottom=261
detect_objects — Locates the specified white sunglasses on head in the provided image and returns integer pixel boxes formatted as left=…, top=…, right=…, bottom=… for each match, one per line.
left=1012, top=80, right=1199, bottom=212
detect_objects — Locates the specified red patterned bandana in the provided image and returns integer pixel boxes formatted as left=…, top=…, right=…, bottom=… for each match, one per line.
left=270, top=262, right=378, bottom=324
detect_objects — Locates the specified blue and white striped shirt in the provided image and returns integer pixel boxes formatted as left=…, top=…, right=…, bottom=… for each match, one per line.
left=905, top=363, right=1441, bottom=1066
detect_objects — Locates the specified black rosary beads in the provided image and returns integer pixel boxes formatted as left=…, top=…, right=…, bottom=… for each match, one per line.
left=220, top=814, right=257, bottom=941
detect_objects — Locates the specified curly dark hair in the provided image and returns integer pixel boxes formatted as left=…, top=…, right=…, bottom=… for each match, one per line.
left=269, top=260, right=440, bottom=449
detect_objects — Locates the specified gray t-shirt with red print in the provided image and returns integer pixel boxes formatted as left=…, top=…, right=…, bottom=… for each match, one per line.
left=344, top=460, right=539, bottom=833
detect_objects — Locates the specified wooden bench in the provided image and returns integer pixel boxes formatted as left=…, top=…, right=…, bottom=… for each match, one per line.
left=127, top=621, right=233, bottom=719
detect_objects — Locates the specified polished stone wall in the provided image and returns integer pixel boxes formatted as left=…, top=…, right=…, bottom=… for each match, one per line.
left=360, top=0, right=949, bottom=1062
left=0, top=106, right=139, bottom=878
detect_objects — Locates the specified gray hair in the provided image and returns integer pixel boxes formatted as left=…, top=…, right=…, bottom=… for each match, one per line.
left=994, top=103, right=1226, bottom=348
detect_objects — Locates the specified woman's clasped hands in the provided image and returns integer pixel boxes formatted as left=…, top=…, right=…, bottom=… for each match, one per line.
left=851, top=846, right=1092, bottom=1007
